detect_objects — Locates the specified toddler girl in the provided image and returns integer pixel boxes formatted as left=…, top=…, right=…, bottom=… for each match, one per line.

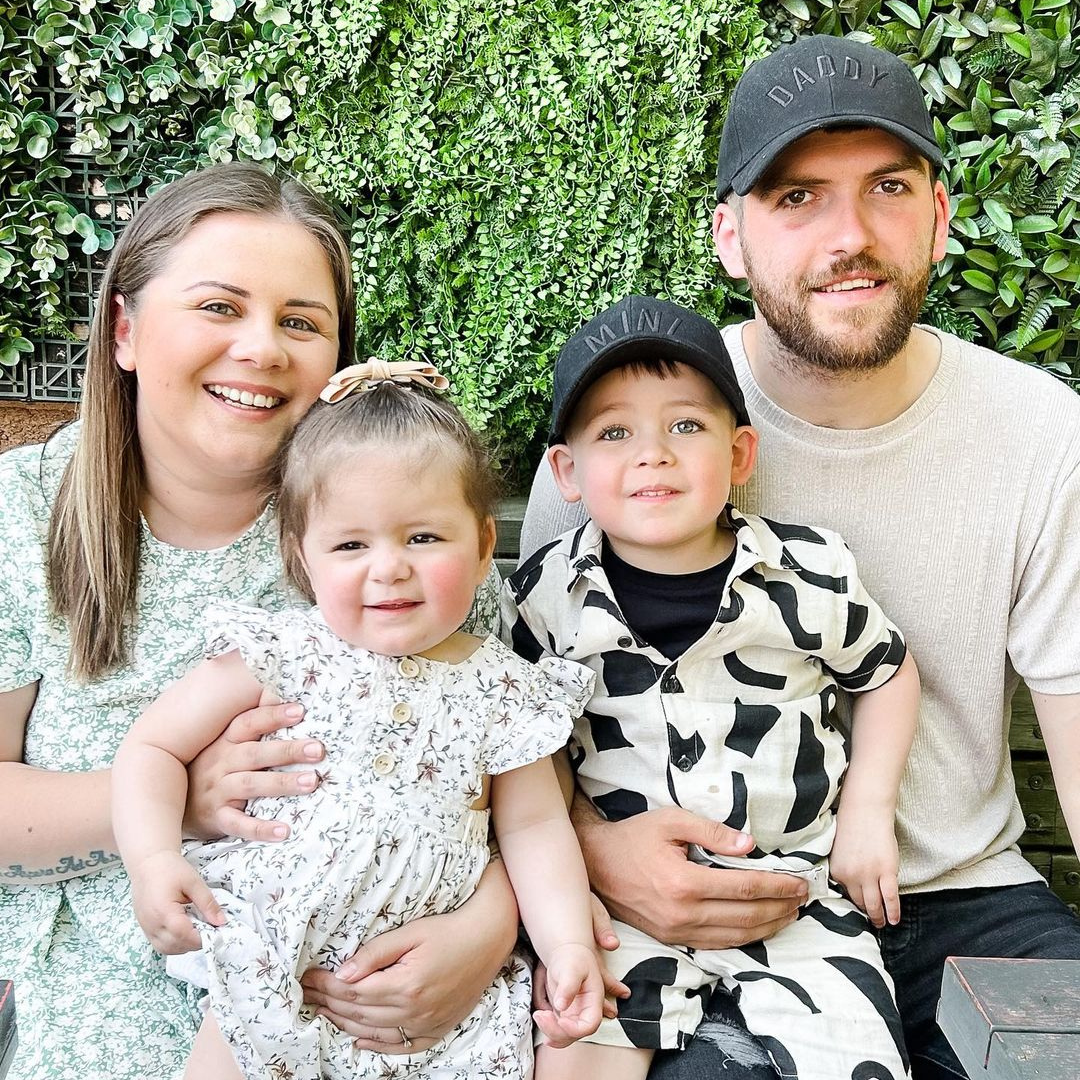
left=113, top=362, right=606, bottom=1079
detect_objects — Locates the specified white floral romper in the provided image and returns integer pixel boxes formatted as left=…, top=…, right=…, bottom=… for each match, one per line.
left=172, top=602, right=590, bottom=1079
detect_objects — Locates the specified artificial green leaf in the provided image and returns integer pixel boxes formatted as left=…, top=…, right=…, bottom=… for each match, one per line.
left=961, top=269, right=998, bottom=292
left=940, top=56, right=962, bottom=86
left=886, top=0, right=922, bottom=28
left=1042, top=252, right=1071, bottom=274
left=1015, top=214, right=1059, bottom=232
left=966, top=249, right=1000, bottom=271
left=983, top=199, right=1013, bottom=231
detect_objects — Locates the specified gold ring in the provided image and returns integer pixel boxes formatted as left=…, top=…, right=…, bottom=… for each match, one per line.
left=397, top=1026, right=412, bottom=1049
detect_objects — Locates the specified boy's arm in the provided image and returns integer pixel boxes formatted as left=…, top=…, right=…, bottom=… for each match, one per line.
left=1031, top=691, right=1080, bottom=852
left=491, top=757, right=605, bottom=1042
left=832, top=651, right=919, bottom=926
left=113, top=651, right=263, bottom=869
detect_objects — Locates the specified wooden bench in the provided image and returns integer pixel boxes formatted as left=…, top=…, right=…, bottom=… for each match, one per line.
left=938, top=957, right=1080, bottom=1078
left=492, top=500, right=1077, bottom=908
left=1009, top=687, right=1077, bottom=911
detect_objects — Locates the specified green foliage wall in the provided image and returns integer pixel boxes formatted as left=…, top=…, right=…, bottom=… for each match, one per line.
left=1, top=0, right=760, bottom=480
left=2, top=0, right=1078, bottom=480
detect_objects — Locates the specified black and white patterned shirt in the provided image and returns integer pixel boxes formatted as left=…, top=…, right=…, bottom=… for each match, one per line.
left=502, top=507, right=907, bottom=874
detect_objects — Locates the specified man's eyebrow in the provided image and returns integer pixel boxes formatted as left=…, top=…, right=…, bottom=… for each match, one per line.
left=754, top=173, right=827, bottom=199
left=755, top=157, right=927, bottom=199
left=184, top=280, right=334, bottom=315
left=869, top=155, right=927, bottom=177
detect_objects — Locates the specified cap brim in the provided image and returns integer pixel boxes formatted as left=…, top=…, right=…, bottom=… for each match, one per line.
left=722, top=117, right=943, bottom=198
left=548, top=337, right=749, bottom=444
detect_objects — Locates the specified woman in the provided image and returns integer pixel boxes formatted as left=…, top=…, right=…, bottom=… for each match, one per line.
left=0, top=163, right=516, bottom=1079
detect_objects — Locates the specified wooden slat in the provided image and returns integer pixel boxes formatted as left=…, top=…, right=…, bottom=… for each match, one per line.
left=494, top=497, right=527, bottom=560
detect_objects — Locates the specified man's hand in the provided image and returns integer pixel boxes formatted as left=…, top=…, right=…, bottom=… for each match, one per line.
left=129, top=850, right=224, bottom=954
left=183, top=702, right=324, bottom=841
left=574, top=798, right=806, bottom=950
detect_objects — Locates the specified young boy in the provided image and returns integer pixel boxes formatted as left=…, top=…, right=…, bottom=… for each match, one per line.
left=503, top=295, right=919, bottom=1080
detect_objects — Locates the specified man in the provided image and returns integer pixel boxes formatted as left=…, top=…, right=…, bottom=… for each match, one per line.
left=520, top=34, right=1080, bottom=1080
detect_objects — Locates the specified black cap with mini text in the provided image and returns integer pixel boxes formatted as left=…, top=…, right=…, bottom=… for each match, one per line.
left=548, top=295, right=750, bottom=444
left=716, top=35, right=943, bottom=199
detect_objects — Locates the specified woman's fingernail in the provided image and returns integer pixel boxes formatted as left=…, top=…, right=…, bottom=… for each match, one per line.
left=337, top=964, right=356, bottom=980
left=272, top=824, right=289, bottom=839
left=304, top=741, right=322, bottom=759
left=284, top=704, right=304, bottom=719
left=298, top=772, right=320, bottom=791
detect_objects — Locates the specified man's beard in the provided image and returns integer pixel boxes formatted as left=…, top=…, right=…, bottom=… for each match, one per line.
left=743, top=247, right=933, bottom=375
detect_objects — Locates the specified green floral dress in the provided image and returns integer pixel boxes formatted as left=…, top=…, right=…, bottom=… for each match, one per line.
left=0, top=424, right=501, bottom=1080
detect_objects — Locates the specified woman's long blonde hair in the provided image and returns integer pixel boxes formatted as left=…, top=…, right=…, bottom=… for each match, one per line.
left=47, top=163, right=356, bottom=681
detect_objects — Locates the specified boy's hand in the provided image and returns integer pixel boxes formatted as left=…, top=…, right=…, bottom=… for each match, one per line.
left=533, top=942, right=606, bottom=1046
left=830, top=811, right=900, bottom=929
left=129, top=850, right=225, bottom=954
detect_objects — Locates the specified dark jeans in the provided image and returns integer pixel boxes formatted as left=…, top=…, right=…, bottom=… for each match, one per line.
left=648, top=882, right=1080, bottom=1080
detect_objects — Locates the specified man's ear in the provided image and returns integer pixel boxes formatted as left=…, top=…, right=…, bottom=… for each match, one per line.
left=713, top=203, right=747, bottom=280
left=113, top=294, right=136, bottom=372
left=930, top=179, right=951, bottom=264
left=730, top=425, right=758, bottom=487
left=546, top=444, right=583, bottom=504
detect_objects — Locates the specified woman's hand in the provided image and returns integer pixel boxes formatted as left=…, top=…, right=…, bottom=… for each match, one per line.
left=183, top=702, right=324, bottom=841
left=300, top=861, right=519, bottom=1054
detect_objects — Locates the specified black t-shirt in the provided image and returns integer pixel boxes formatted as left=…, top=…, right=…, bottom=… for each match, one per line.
left=601, top=537, right=736, bottom=660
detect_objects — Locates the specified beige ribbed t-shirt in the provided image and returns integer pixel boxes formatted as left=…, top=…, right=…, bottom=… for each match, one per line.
left=519, top=324, right=1080, bottom=892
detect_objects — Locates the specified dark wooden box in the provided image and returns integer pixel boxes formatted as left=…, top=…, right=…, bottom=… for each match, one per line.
left=0, top=980, right=15, bottom=1080
left=938, top=957, right=1080, bottom=1079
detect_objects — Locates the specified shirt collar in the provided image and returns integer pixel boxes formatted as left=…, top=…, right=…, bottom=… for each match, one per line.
left=566, top=504, right=784, bottom=592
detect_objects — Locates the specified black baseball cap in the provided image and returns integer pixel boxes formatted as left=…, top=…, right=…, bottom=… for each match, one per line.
left=716, top=35, right=943, bottom=199
left=548, top=295, right=751, bottom=444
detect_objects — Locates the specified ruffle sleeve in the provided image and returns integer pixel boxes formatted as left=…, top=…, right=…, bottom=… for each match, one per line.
left=481, top=650, right=594, bottom=776
left=203, top=600, right=284, bottom=694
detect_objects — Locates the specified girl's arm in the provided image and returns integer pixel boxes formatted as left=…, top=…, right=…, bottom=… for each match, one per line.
left=0, top=681, right=123, bottom=885
left=112, top=650, right=264, bottom=868
left=492, top=756, right=605, bottom=1043
left=113, top=650, right=264, bottom=952
left=831, top=652, right=920, bottom=927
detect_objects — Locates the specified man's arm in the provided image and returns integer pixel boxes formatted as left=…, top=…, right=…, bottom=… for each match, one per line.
left=1032, top=690, right=1080, bottom=852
